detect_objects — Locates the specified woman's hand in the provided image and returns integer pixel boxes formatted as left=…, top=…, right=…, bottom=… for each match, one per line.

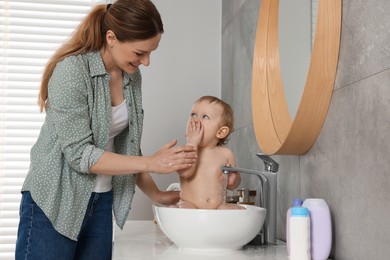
left=149, top=139, right=197, bottom=174
left=153, top=190, right=180, bottom=205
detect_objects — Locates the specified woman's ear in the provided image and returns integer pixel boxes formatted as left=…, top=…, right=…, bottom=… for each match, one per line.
left=106, top=30, right=117, bottom=47
left=216, top=126, right=230, bottom=139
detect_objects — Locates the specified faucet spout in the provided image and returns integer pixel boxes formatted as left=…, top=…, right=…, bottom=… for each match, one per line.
left=256, top=153, right=279, bottom=173
left=221, top=165, right=277, bottom=245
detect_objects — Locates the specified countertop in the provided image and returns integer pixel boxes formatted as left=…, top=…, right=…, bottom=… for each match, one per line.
left=113, top=221, right=289, bottom=260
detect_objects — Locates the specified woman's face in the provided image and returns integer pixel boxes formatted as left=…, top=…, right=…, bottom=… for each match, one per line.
left=105, top=32, right=161, bottom=74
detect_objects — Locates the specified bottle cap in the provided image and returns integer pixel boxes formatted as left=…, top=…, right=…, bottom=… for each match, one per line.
left=291, top=207, right=309, bottom=216
left=292, top=198, right=303, bottom=207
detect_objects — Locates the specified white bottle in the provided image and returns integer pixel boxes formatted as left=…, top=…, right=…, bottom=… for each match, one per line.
left=286, top=198, right=304, bottom=255
left=290, top=207, right=311, bottom=260
left=302, top=198, right=332, bottom=260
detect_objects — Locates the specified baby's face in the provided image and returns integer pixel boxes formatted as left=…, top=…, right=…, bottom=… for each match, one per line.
left=189, top=101, right=224, bottom=144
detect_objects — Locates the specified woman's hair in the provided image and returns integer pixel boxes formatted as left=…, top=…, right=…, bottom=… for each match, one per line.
left=38, top=0, right=164, bottom=111
left=195, top=96, right=235, bottom=146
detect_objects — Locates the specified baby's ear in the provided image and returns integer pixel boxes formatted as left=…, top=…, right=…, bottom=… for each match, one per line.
left=216, top=126, right=230, bottom=139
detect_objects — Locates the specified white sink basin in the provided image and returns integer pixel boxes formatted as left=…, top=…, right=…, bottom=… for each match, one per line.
left=153, top=204, right=266, bottom=251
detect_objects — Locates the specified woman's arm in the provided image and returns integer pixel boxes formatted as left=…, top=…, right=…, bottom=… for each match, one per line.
left=90, top=139, right=197, bottom=175
left=136, top=172, right=180, bottom=204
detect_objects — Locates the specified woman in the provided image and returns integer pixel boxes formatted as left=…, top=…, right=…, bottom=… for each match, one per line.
left=15, top=1, right=196, bottom=259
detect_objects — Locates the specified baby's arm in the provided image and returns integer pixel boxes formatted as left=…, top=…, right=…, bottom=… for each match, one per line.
left=224, top=149, right=241, bottom=190
left=136, top=172, right=180, bottom=205
left=177, top=118, right=203, bottom=178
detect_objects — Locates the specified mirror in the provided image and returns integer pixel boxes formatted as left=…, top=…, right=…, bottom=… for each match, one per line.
left=279, top=0, right=316, bottom=118
left=251, top=0, right=341, bottom=155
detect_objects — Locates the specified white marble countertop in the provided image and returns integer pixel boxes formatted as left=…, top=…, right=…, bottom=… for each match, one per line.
left=113, top=221, right=288, bottom=260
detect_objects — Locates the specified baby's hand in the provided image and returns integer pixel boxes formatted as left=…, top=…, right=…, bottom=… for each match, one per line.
left=221, top=164, right=241, bottom=190
left=186, top=118, right=203, bottom=146
left=227, top=171, right=241, bottom=190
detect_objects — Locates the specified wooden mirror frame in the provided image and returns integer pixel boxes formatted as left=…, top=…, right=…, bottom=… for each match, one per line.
left=252, top=0, right=342, bottom=155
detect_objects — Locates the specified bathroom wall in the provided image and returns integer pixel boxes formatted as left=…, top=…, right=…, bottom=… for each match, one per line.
left=128, top=0, right=221, bottom=220
left=222, top=0, right=390, bottom=259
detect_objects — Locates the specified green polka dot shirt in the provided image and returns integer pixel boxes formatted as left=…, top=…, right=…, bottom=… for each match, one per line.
left=22, top=51, right=144, bottom=241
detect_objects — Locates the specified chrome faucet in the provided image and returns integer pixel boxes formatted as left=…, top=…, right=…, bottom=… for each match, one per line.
left=221, top=153, right=279, bottom=245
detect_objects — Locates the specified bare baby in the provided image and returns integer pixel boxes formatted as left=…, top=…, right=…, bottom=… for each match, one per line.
left=177, top=96, right=244, bottom=210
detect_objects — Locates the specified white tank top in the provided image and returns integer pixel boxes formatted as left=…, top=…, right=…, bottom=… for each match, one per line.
left=93, top=100, right=129, bottom=192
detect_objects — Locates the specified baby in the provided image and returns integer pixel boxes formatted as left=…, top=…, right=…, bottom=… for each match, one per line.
left=177, top=96, right=242, bottom=209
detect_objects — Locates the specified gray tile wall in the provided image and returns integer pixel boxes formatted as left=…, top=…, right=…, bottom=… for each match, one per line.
left=222, top=0, right=390, bottom=259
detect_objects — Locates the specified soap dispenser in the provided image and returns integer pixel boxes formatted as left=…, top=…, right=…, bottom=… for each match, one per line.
left=302, top=198, right=332, bottom=260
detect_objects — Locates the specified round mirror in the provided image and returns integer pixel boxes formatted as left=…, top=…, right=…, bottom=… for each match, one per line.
left=251, top=0, right=341, bottom=155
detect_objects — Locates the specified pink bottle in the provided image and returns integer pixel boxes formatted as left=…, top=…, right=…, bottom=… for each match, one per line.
left=302, top=198, right=332, bottom=260
left=286, top=198, right=303, bottom=255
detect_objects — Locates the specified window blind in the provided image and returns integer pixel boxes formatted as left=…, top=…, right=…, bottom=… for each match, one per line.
left=0, top=1, right=96, bottom=258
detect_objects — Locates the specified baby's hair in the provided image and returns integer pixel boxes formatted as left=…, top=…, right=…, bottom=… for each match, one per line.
left=194, top=96, right=234, bottom=146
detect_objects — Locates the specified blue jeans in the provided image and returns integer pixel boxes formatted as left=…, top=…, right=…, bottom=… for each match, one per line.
left=15, top=191, right=113, bottom=260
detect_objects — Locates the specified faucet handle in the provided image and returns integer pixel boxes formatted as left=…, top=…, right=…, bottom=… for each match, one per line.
left=255, top=153, right=279, bottom=173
